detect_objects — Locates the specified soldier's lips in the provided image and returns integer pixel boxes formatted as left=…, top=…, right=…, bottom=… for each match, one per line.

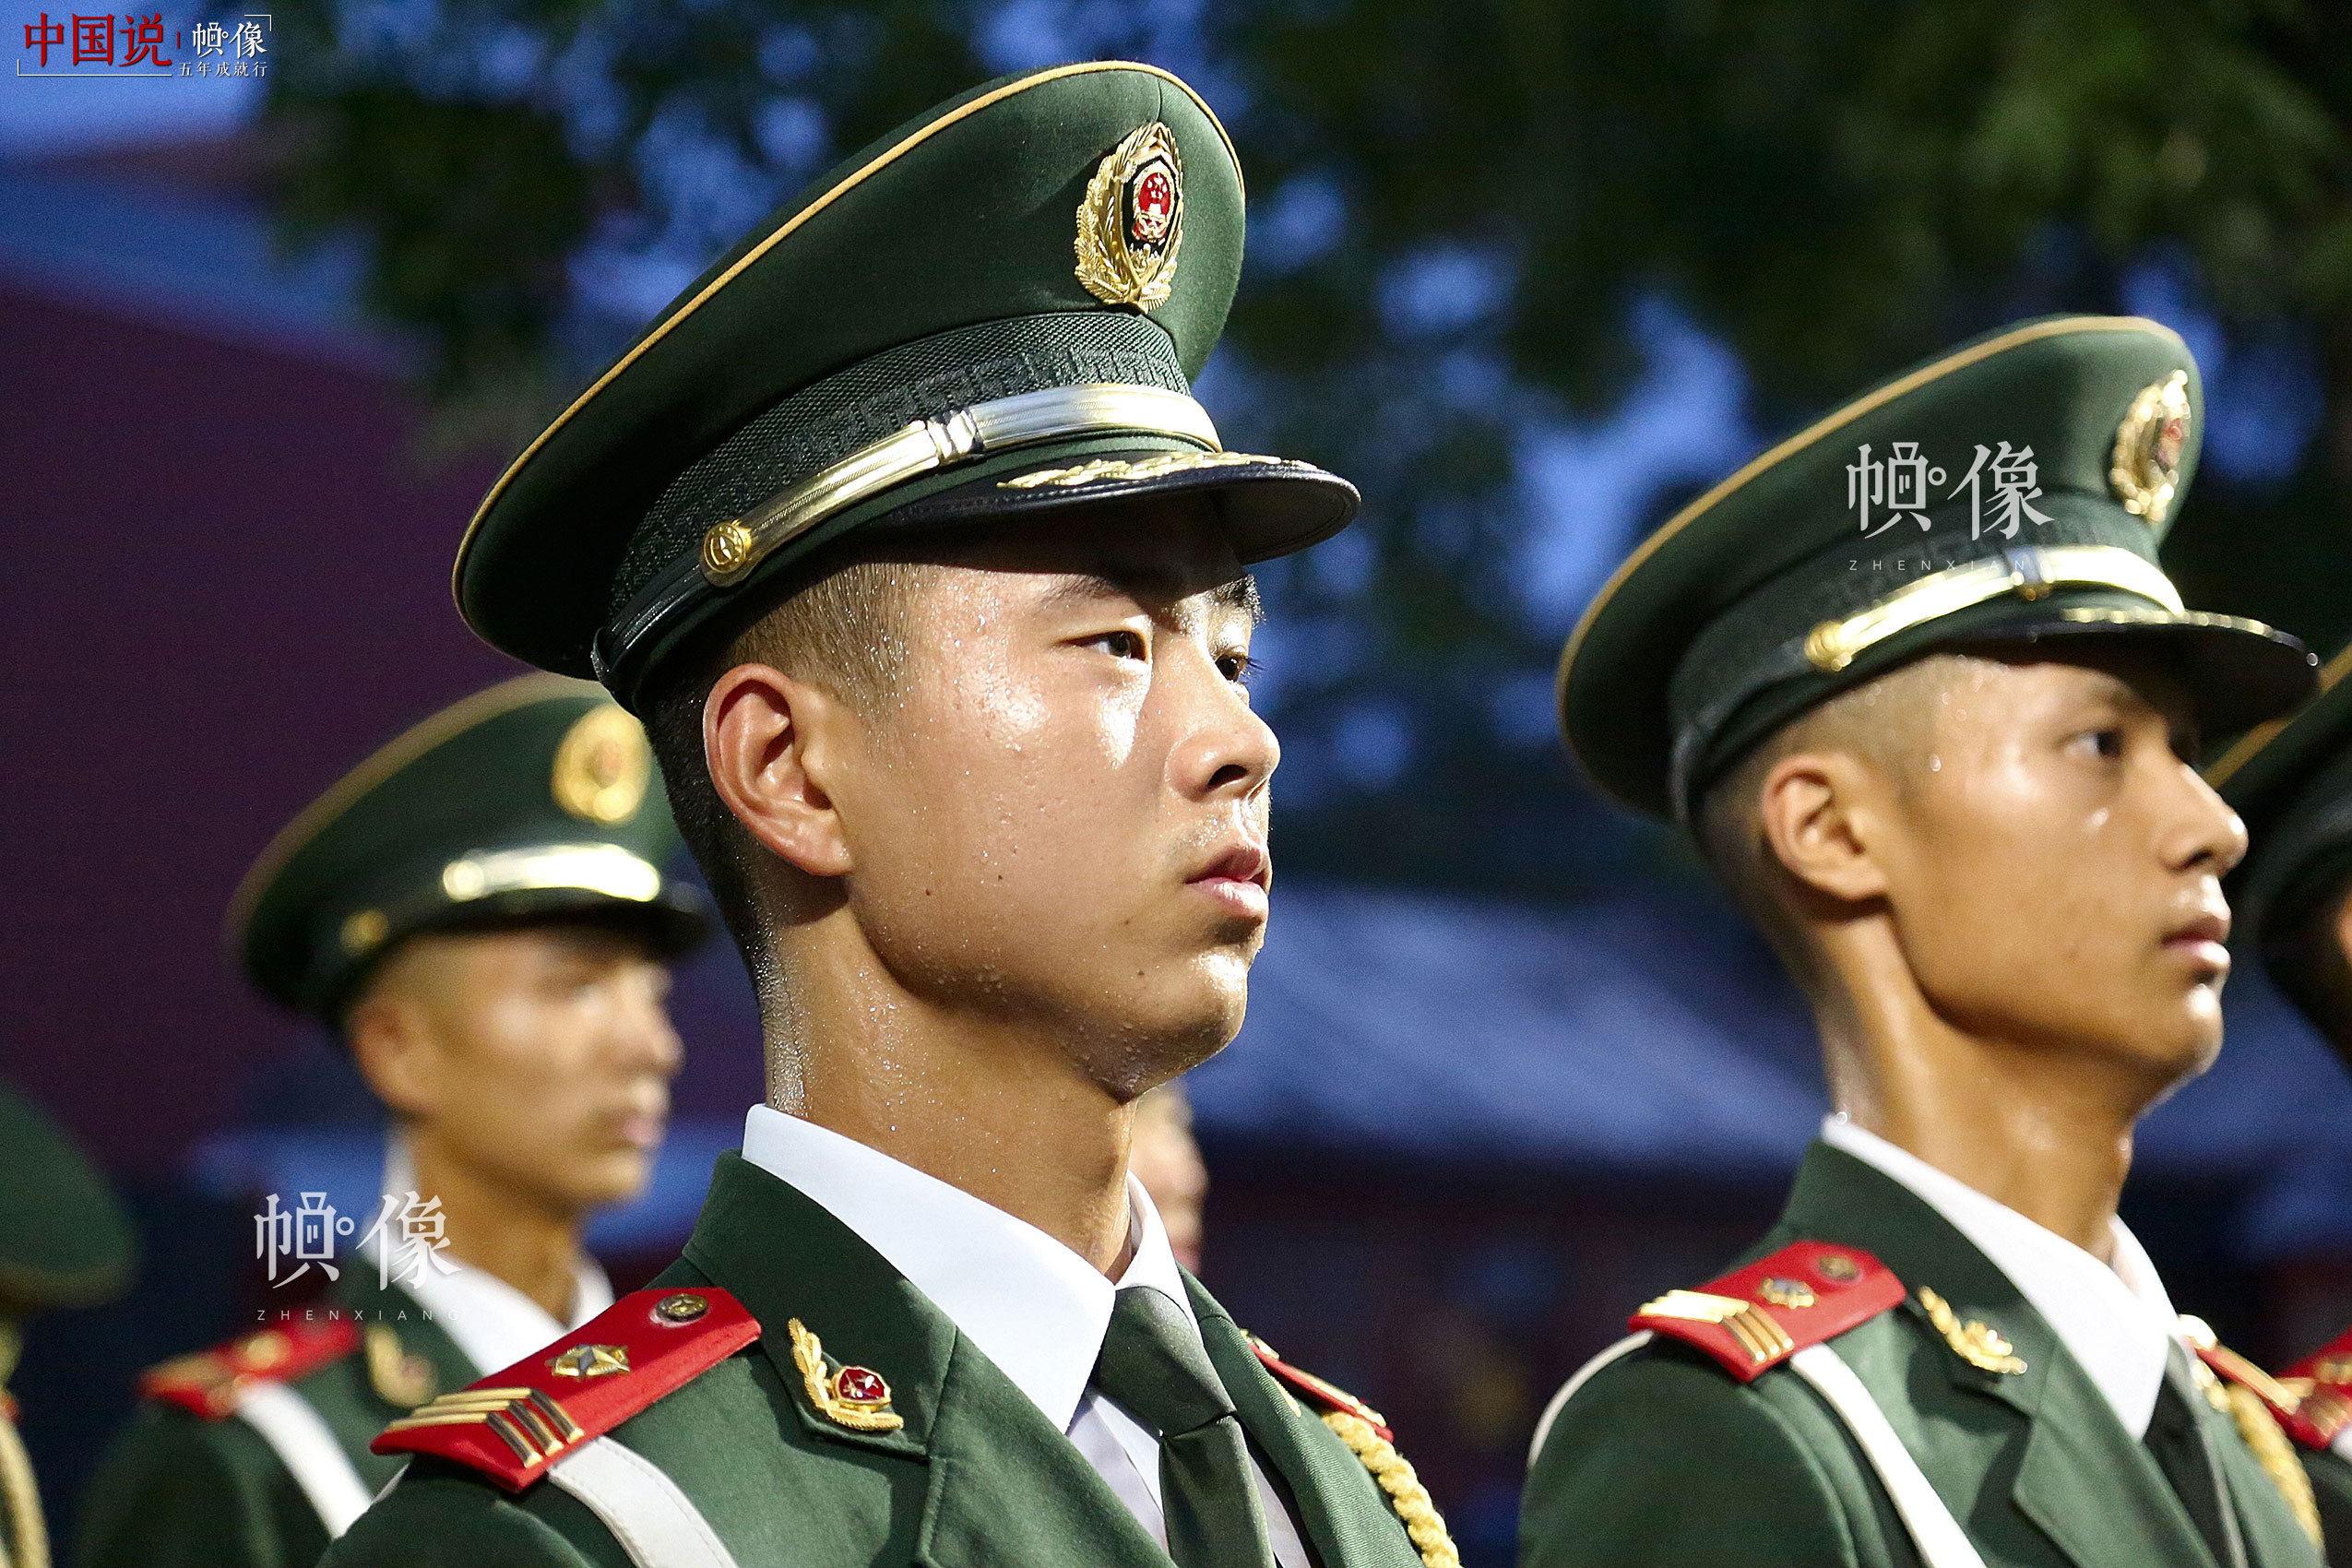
left=2162, top=910, right=2230, bottom=979
left=1187, top=840, right=1270, bottom=921
left=614, top=1112, right=666, bottom=1152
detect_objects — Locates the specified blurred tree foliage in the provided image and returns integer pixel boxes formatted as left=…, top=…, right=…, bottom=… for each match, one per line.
left=264, top=0, right=2352, bottom=896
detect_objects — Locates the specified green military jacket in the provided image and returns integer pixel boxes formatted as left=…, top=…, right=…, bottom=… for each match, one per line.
left=1522, top=1143, right=2323, bottom=1568
left=77, top=1265, right=474, bottom=1568
left=322, top=1151, right=1437, bottom=1567
left=2309, top=1450, right=2352, bottom=1563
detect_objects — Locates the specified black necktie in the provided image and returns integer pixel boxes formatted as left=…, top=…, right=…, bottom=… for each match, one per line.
left=2144, top=1355, right=2246, bottom=1568
left=1092, top=1286, right=1277, bottom=1568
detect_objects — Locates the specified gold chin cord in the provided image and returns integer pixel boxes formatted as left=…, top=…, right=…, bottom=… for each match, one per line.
left=0, top=1395, right=48, bottom=1568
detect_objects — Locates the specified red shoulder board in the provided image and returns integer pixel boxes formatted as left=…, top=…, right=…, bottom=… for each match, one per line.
left=1246, top=1334, right=1392, bottom=1442
left=1630, top=1241, right=1904, bottom=1384
left=142, top=1319, right=362, bottom=1419
left=2241, top=1323, right=2352, bottom=1451
left=372, top=1288, right=758, bottom=1492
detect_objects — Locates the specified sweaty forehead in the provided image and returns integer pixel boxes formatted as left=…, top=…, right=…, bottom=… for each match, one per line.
left=1944, top=646, right=2200, bottom=729
left=1037, top=564, right=1261, bottom=619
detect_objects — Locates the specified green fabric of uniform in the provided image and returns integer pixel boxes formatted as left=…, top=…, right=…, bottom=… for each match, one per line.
left=2300, top=1447, right=2352, bottom=1565
left=1095, top=1284, right=1277, bottom=1568
left=1520, top=1142, right=2324, bottom=1568
left=76, top=1266, right=476, bottom=1568
left=321, top=1150, right=1428, bottom=1567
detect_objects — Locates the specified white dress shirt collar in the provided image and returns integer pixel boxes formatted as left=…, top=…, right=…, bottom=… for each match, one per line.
left=375, top=1132, right=616, bottom=1376
left=1821, top=1115, right=2181, bottom=1439
left=740, top=1104, right=1195, bottom=1432
left=386, top=1249, right=614, bottom=1376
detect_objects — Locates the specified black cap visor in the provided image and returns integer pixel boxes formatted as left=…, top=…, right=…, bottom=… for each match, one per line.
left=1684, top=590, right=2317, bottom=821
left=879, top=442, right=1360, bottom=563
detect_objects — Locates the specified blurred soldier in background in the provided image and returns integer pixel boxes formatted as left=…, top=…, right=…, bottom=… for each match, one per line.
left=0, top=1077, right=136, bottom=1568
left=1131, top=1082, right=1208, bottom=1273
left=1526, top=317, right=2326, bottom=1567
left=76, top=675, right=707, bottom=1568
left=2201, top=647, right=2352, bottom=1559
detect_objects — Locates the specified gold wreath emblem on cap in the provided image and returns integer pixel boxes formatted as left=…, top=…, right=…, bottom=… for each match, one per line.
left=552, top=705, right=652, bottom=826
left=1075, top=122, right=1184, bottom=310
left=2109, top=369, right=2192, bottom=528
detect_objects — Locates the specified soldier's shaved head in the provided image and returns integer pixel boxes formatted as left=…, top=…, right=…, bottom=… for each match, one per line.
left=1694, top=654, right=1955, bottom=992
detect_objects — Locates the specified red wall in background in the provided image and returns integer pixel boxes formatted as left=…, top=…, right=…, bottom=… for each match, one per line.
left=1, top=286, right=518, bottom=1172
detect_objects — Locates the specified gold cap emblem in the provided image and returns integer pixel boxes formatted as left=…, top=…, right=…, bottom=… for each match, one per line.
left=552, top=705, right=651, bottom=826
left=2109, top=369, right=2192, bottom=528
left=1075, top=122, right=1184, bottom=310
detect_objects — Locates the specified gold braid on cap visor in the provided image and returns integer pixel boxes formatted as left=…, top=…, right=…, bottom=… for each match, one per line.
left=1800, top=544, right=2182, bottom=673
left=596, top=384, right=1220, bottom=682
left=437, top=843, right=665, bottom=905
left=1668, top=544, right=2186, bottom=818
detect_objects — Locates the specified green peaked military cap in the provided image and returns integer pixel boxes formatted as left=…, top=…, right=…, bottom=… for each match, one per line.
left=2208, top=643, right=2352, bottom=990
left=1559, top=314, right=2320, bottom=822
left=454, top=60, right=1359, bottom=707
left=0, top=1077, right=134, bottom=1314
left=229, top=674, right=710, bottom=1019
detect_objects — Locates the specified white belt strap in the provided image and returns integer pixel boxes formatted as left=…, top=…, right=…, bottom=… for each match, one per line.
left=1788, top=1344, right=1986, bottom=1568
left=545, top=1437, right=741, bottom=1568
left=232, top=1382, right=375, bottom=1538
left=1528, top=1334, right=1985, bottom=1568
left=1528, top=1331, right=1654, bottom=1467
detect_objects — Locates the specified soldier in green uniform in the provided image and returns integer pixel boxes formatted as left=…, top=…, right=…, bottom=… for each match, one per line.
left=322, top=60, right=1452, bottom=1568
left=2199, top=646, right=2352, bottom=1558
left=1523, top=316, right=2328, bottom=1568
left=77, top=675, right=709, bottom=1568
left=0, top=1076, right=137, bottom=1568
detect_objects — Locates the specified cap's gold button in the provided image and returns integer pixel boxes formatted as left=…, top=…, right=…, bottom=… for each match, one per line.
left=701, top=520, right=755, bottom=578
left=339, top=908, right=389, bottom=956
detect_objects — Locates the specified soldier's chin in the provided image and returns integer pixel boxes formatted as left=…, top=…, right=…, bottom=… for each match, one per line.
left=565, top=1147, right=657, bottom=1210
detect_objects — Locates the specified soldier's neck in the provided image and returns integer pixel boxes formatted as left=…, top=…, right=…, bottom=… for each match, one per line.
left=762, top=947, right=1140, bottom=1280
left=407, top=1131, right=587, bottom=1322
left=1812, top=965, right=2160, bottom=1264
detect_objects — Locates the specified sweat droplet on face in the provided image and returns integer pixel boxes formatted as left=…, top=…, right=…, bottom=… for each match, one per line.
left=2085, top=807, right=2110, bottom=832
left=1928, top=754, right=1942, bottom=773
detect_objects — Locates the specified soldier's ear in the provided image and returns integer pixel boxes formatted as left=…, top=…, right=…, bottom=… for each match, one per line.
left=704, top=661, right=857, bottom=880
left=346, top=974, right=441, bottom=1122
left=1755, top=748, right=1894, bottom=907
left=343, top=949, right=444, bottom=1123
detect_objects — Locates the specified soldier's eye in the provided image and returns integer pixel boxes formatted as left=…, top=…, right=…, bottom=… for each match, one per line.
left=1084, top=629, right=1146, bottom=660
left=1218, top=650, right=1255, bottom=685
